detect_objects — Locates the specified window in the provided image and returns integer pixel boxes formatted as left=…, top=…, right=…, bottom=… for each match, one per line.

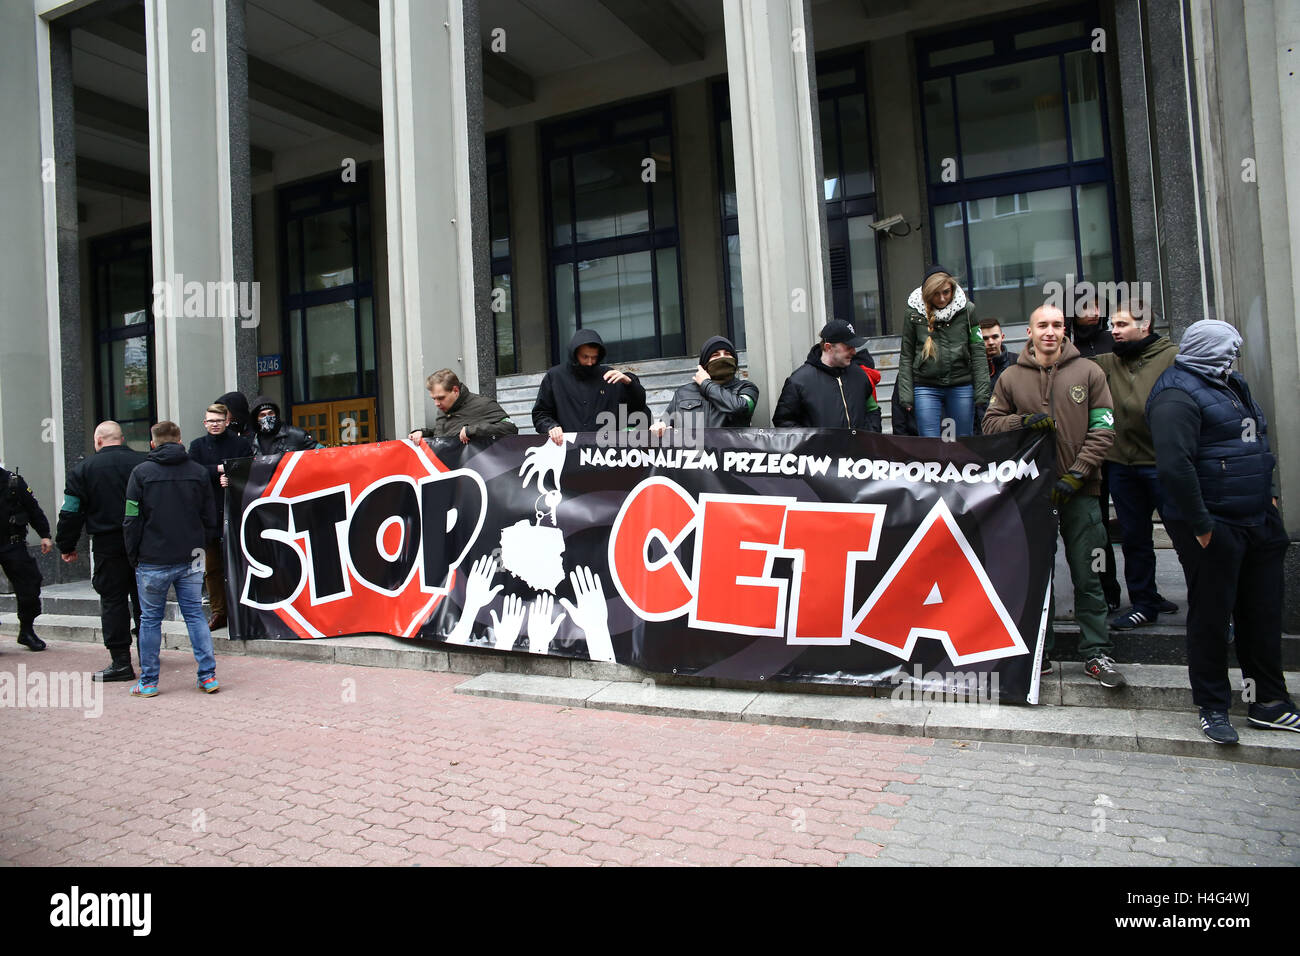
left=279, top=167, right=378, bottom=418
left=91, top=228, right=155, bottom=450
left=918, top=5, right=1119, bottom=324
left=715, top=53, right=886, bottom=341
left=487, top=136, right=517, bottom=375
left=542, top=97, right=685, bottom=364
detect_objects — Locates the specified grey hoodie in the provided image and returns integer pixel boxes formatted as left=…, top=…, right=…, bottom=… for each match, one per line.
left=1174, top=319, right=1241, bottom=381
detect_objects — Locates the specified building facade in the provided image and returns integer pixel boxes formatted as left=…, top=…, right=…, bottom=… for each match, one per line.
left=2, top=0, right=1299, bottom=617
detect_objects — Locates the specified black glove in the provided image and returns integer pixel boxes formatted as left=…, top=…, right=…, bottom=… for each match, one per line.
left=1022, top=413, right=1056, bottom=432
left=1051, top=471, right=1086, bottom=507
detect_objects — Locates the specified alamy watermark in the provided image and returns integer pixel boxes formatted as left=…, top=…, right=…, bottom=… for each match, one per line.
left=890, top=664, right=1000, bottom=706
left=1041, top=274, right=1152, bottom=321
left=152, top=273, right=260, bottom=327
left=0, top=665, right=102, bottom=718
left=594, top=405, right=703, bottom=451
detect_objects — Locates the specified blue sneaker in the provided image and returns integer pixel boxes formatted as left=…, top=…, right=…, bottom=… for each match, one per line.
left=198, top=675, right=220, bottom=694
left=1199, top=709, right=1238, bottom=745
left=1247, top=701, right=1300, bottom=733
left=130, top=680, right=159, bottom=699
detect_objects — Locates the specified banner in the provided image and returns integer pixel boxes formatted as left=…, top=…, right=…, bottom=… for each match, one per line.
left=224, top=429, right=1056, bottom=702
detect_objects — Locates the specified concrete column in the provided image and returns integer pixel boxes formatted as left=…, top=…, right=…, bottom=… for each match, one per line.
left=1113, top=0, right=1165, bottom=323
left=143, top=0, right=251, bottom=426
left=379, top=0, right=486, bottom=435
left=0, top=4, right=61, bottom=574
left=723, top=0, right=830, bottom=425
left=1139, top=0, right=1215, bottom=337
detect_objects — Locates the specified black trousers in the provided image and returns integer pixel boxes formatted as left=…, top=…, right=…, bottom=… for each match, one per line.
left=92, top=547, right=140, bottom=655
left=1166, top=509, right=1292, bottom=713
left=0, top=541, right=42, bottom=625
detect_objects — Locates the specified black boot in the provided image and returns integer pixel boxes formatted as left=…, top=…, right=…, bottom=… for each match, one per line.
left=17, top=623, right=46, bottom=652
left=95, top=649, right=135, bottom=682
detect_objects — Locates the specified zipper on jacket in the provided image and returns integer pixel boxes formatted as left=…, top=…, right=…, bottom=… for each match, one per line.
left=836, top=377, right=856, bottom=434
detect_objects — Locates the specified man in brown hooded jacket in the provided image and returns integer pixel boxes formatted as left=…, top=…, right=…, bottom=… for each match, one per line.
left=983, top=304, right=1121, bottom=687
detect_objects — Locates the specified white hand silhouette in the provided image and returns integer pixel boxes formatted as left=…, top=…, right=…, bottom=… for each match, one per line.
left=526, top=593, right=565, bottom=655
left=519, top=437, right=567, bottom=495
left=558, top=565, right=615, bottom=662
left=445, top=554, right=502, bottom=645
left=490, top=594, right=526, bottom=651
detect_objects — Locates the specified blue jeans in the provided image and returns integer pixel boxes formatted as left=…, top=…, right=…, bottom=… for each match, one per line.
left=1107, top=462, right=1167, bottom=616
left=913, top=384, right=975, bottom=438
left=136, top=563, right=216, bottom=686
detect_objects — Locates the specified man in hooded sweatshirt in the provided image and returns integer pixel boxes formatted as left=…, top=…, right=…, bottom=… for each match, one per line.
left=532, top=329, right=649, bottom=444
left=1147, top=319, right=1297, bottom=744
left=246, top=396, right=322, bottom=455
left=983, top=304, right=1121, bottom=687
left=660, top=336, right=758, bottom=429
left=123, top=421, right=219, bottom=697
left=773, top=321, right=881, bottom=431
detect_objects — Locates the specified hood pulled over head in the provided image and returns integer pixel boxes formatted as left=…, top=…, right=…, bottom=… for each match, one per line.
left=568, top=328, right=607, bottom=380
left=1175, top=319, right=1242, bottom=381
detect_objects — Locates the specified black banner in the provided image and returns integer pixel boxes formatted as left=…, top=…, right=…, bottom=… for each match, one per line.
left=225, top=430, right=1056, bottom=702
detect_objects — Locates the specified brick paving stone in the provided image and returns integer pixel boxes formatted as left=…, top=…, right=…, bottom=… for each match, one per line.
left=4, top=640, right=1297, bottom=868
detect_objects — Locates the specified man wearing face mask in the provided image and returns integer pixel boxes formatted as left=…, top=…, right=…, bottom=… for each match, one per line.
left=246, top=396, right=322, bottom=456
left=660, top=336, right=758, bottom=430
left=1148, top=319, right=1296, bottom=744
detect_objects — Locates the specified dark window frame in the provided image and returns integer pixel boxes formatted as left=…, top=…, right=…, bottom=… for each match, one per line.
left=276, top=165, right=379, bottom=424
left=486, top=134, right=518, bottom=375
left=90, top=225, right=156, bottom=444
left=916, top=3, right=1122, bottom=291
left=541, top=94, right=686, bottom=364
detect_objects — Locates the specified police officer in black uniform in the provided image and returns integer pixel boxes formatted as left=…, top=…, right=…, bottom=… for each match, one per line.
left=55, top=421, right=147, bottom=681
left=0, top=463, right=53, bottom=651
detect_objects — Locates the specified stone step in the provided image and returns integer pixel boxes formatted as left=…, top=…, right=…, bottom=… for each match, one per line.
left=452, top=672, right=1300, bottom=768
left=9, top=611, right=1295, bottom=722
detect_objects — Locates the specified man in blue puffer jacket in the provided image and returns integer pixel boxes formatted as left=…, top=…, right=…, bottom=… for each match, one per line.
left=1147, top=319, right=1297, bottom=744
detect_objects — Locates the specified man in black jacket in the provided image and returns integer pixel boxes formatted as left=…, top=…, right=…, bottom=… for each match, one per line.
left=773, top=321, right=881, bottom=431
left=0, top=465, right=53, bottom=651
left=1148, top=319, right=1296, bottom=744
left=123, top=421, right=219, bottom=697
left=247, top=396, right=321, bottom=455
left=408, top=369, right=518, bottom=444
left=55, top=421, right=147, bottom=679
left=661, top=336, right=758, bottom=430
left=532, top=329, right=649, bottom=443
left=189, top=403, right=249, bottom=631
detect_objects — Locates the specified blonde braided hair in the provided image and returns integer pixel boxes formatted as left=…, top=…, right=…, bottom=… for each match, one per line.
left=920, top=272, right=955, bottom=362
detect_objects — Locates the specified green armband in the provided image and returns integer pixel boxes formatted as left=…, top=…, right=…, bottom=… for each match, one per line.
left=1089, top=408, right=1115, bottom=430
left=61, top=494, right=81, bottom=513
left=125, top=499, right=139, bottom=517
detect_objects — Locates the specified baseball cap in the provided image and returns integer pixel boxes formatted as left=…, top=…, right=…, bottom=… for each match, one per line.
left=819, top=320, right=869, bottom=351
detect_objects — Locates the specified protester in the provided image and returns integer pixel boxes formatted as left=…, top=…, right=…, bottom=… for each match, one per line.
left=247, top=396, right=321, bottom=455
left=659, top=336, right=758, bottom=430
left=979, top=319, right=1017, bottom=386
left=532, top=329, right=648, bottom=443
left=123, top=421, right=220, bottom=697
left=216, top=390, right=252, bottom=439
left=1068, top=298, right=1114, bottom=359
left=188, top=403, right=248, bottom=631
left=0, top=464, right=52, bottom=651
left=1071, top=299, right=1122, bottom=609
left=408, top=369, right=518, bottom=444
left=1147, top=319, right=1297, bottom=744
left=55, top=421, right=146, bottom=679
left=897, top=264, right=990, bottom=437
left=983, top=304, right=1122, bottom=686
left=773, top=321, right=881, bottom=431
left=1092, top=309, right=1180, bottom=630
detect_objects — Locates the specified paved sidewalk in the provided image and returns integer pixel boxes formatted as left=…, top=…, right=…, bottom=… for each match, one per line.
left=1, top=641, right=1295, bottom=866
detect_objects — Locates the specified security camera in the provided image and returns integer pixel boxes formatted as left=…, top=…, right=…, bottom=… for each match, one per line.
left=869, top=213, right=906, bottom=233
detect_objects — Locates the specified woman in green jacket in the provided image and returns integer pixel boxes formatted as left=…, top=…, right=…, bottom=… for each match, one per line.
left=896, top=264, right=991, bottom=438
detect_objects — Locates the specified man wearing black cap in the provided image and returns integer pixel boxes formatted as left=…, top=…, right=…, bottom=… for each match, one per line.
left=773, top=321, right=881, bottom=431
